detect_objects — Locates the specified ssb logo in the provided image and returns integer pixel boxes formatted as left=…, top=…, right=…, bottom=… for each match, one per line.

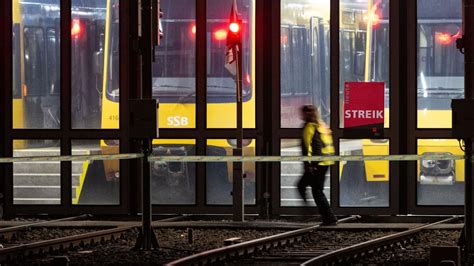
left=167, top=116, right=189, bottom=126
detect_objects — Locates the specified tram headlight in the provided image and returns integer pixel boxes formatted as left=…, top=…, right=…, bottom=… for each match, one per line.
left=151, top=146, right=188, bottom=187
left=420, top=152, right=454, bottom=176
left=421, top=159, right=436, bottom=169
left=227, top=139, right=252, bottom=148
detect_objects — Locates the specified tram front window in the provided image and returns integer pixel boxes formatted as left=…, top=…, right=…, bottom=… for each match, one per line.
left=206, top=0, right=255, bottom=129
left=152, top=0, right=196, bottom=128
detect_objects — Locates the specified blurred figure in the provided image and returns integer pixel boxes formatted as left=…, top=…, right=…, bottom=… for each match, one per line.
left=297, top=105, right=337, bottom=225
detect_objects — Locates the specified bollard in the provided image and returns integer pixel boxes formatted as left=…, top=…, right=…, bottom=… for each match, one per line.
left=187, top=228, right=193, bottom=244
left=429, top=246, right=460, bottom=266
left=52, top=256, right=70, bottom=266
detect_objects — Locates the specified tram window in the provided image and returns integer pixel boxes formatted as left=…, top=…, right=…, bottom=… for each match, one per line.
left=355, top=32, right=366, bottom=52
left=153, top=22, right=196, bottom=78
left=280, top=27, right=292, bottom=95
left=353, top=32, right=366, bottom=78
left=106, top=8, right=120, bottom=102
left=354, top=51, right=365, bottom=77
left=432, top=27, right=463, bottom=76
left=207, top=20, right=252, bottom=81
left=292, top=28, right=311, bottom=95
left=340, top=31, right=354, bottom=80
left=24, top=27, right=46, bottom=96
left=13, top=24, right=21, bottom=99
left=46, top=28, right=59, bottom=95
left=379, top=28, right=390, bottom=81
left=208, top=22, right=233, bottom=78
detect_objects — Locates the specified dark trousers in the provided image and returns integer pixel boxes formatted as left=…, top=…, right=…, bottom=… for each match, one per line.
left=297, top=165, right=337, bottom=223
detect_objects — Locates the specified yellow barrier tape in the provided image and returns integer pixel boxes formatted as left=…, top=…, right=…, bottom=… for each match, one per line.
left=148, top=154, right=466, bottom=162
left=0, top=153, right=144, bottom=163
left=0, top=153, right=465, bottom=163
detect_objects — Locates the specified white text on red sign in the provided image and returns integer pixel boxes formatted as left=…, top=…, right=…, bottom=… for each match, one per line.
left=344, top=110, right=383, bottom=119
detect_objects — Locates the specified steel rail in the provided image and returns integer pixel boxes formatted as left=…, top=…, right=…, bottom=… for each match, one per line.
left=0, top=215, right=185, bottom=262
left=165, top=216, right=360, bottom=266
left=0, top=225, right=133, bottom=262
left=302, top=216, right=460, bottom=265
left=0, top=214, right=91, bottom=236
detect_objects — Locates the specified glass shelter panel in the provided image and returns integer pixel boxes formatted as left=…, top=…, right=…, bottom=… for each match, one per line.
left=206, top=0, right=256, bottom=129
left=72, top=0, right=119, bottom=129
left=280, top=0, right=330, bottom=128
left=206, top=139, right=256, bottom=205
left=417, top=0, right=463, bottom=128
left=339, top=139, right=389, bottom=207
left=13, top=0, right=61, bottom=129
left=13, top=139, right=60, bottom=205
left=72, top=139, right=120, bottom=205
left=339, top=0, right=390, bottom=128
left=417, top=139, right=464, bottom=205
left=151, top=139, right=196, bottom=205
left=153, top=0, right=196, bottom=129
left=280, top=139, right=331, bottom=207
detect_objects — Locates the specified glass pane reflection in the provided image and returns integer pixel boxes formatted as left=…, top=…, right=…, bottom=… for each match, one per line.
left=206, top=139, right=256, bottom=205
left=339, top=139, right=389, bottom=207
left=417, top=139, right=464, bottom=205
left=280, top=139, right=331, bottom=207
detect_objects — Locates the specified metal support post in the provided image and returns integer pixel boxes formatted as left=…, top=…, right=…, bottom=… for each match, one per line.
left=463, top=0, right=474, bottom=256
left=133, top=0, right=159, bottom=251
left=465, top=140, right=473, bottom=254
left=134, top=139, right=159, bottom=250
left=233, top=40, right=244, bottom=222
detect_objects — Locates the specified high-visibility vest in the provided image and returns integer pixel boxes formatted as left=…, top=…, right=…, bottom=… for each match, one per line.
left=302, top=121, right=335, bottom=166
left=317, top=122, right=335, bottom=165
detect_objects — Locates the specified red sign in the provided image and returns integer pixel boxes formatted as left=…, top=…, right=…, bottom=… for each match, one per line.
left=344, top=82, right=384, bottom=128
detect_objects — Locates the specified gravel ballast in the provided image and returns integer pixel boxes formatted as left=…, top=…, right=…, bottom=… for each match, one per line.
left=7, top=227, right=462, bottom=265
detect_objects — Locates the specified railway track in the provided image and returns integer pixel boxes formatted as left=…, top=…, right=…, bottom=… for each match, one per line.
left=166, top=216, right=359, bottom=265
left=0, top=214, right=90, bottom=241
left=166, top=216, right=459, bottom=265
left=302, top=216, right=459, bottom=265
left=0, top=216, right=183, bottom=263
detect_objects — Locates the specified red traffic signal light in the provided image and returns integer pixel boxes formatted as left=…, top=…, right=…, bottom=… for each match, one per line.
left=226, top=0, right=241, bottom=48
left=229, top=22, right=240, bottom=33
left=226, top=20, right=242, bottom=48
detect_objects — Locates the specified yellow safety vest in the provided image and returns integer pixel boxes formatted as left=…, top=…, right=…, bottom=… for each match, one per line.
left=317, top=122, right=335, bottom=165
left=303, top=121, right=335, bottom=166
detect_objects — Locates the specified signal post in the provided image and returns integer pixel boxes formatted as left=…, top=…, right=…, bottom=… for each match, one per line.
left=454, top=0, right=474, bottom=259
left=226, top=0, right=245, bottom=222
left=132, top=0, right=161, bottom=251
left=464, top=0, right=474, bottom=256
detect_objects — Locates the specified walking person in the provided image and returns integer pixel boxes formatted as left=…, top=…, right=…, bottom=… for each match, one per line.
left=297, top=105, right=337, bottom=225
